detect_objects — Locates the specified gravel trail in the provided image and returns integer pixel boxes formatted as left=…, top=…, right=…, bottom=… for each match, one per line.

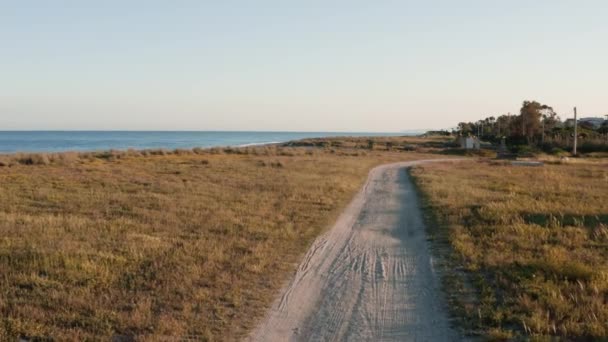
left=249, top=160, right=460, bottom=342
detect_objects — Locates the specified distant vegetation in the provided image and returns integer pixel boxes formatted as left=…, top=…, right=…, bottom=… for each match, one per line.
left=456, top=100, right=608, bottom=154
left=285, top=135, right=454, bottom=152
left=413, top=159, right=608, bottom=339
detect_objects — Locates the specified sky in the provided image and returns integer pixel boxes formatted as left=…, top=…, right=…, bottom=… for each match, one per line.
left=1, top=1, right=607, bottom=132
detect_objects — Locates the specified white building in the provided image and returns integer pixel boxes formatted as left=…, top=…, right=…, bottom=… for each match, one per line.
left=456, top=136, right=480, bottom=149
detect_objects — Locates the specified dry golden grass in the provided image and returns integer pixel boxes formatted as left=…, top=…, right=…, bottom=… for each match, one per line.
left=412, top=159, right=608, bottom=339
left=0, top=143, right=443, bottom=340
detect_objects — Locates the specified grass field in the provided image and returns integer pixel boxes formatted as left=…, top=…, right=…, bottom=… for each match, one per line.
left=0, top=140, right=445, bottom=340
left=412, top=159, right=608, bottom=339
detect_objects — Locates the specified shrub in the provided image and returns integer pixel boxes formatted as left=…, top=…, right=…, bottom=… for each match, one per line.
left=279, top=150, right=295, bottom=157
left=579, top=141, right=608, bottom=153
left=94, top=150, right=120, bottom=160
left=148, top=149, right=168, bottom=156
left=208, top=148, right=223, bottom=155
left=57, top=152, right=80, bottom=164
left=17, top=153, right=50, bottom=165
left=192, top=147, right=206, bottom=155
left=126, top=149, right=142, bottom=157
left=511, top=145, right=539, bottom=155
left=173, top=148, right=192, bottom=155
left=550, top=147, right=567, bottom=155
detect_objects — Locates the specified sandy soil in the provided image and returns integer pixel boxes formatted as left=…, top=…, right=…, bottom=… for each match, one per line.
left=249, top=160, right=461, bottom=342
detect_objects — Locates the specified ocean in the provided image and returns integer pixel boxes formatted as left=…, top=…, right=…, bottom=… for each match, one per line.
left=0, top=131, right=415, bottom=153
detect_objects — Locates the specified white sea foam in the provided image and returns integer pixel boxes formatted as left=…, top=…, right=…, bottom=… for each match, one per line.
left=237, top=141, right=282, bottom=147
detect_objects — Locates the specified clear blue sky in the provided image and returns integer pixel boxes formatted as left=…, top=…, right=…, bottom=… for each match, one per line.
left=1, top=1, right=607, bottom=131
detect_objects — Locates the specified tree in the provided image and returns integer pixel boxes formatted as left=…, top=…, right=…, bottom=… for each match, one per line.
left=487, top=116, right=496, bottom=136
left=518, top=100, right=554, bottom=144
left=458, top=122, right=474, bottom=135
left=495, top=114, right=513, bottom=137
left=541, top=109, right=560, bottom=143
left=599, top=121, right=608, bottom=134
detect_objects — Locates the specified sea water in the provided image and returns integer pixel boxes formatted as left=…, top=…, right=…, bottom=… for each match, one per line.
left=0, top=131, right=415, bottom=153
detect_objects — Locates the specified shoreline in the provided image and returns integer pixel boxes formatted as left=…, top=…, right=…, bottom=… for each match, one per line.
left=0, top=135, right=421, bottom=156
left=0, top=131, right=419, bottom=154
left=0, top=141, right=286, bottom=156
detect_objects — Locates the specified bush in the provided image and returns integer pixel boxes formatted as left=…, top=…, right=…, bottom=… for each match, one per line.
left=511, top=145, right=540, bottom=155
left=125, top=149, right=142, bottom=157
left=16, top=153, right=50, bottom=165
left=57, top=152, right=80, bottom=164
left=94, top=150, right=120, bottom=160
left=505, top=135, right=528, bottom=147
left=550, top=147, right=567, bottom=155
left=443, top=141, right=461, bottom=148
left=148, top=149, right=168, bottom=156
left=192, top=147, right=206, bottom=155
left=579, top=142, right=608, bottom=153
left=173, top=148, right=192, bottom=155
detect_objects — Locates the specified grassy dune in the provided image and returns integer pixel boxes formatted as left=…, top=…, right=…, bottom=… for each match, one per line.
left=412, top=159, right=608, bottom=339
left=0, top=141, right=444, bottom=340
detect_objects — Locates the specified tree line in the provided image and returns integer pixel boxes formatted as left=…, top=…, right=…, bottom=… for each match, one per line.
left=456, top=101, right=608, bottom=153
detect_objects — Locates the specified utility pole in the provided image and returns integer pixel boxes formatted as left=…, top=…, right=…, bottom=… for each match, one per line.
left=573, top=107, right=578, bottom=156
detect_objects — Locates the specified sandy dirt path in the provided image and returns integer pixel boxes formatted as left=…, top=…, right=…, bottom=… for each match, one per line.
left=249, top=160, right=460, bottom=342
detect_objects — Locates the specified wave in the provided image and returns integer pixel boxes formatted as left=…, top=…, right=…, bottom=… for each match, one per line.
left=236, top=141, right=282, bottom=147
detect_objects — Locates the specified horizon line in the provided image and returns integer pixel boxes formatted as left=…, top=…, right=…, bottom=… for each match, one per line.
left=0, top=129, right=433, bottom=133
